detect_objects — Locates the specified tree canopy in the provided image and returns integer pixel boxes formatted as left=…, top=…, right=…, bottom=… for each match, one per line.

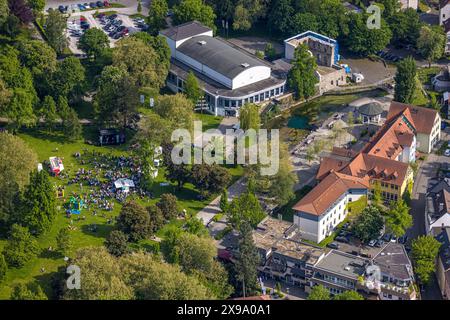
left=288, top=43, right=318, bottom=100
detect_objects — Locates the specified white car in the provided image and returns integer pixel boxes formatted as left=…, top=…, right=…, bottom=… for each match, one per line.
left=445, top=149, right=450, bottom=157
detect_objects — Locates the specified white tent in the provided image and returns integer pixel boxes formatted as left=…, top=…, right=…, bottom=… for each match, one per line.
left=114, top=178, right=135, bottom=193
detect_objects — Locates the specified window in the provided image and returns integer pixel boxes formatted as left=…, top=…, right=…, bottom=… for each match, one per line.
left=275, top=88, right=280, bottom=95
left=260, top=93, right=264, bottom=101
left=270, top=89, right=275, bottom=96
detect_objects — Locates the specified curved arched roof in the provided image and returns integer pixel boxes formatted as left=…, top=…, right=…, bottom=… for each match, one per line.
left=177, top=35, right=269, bottom=80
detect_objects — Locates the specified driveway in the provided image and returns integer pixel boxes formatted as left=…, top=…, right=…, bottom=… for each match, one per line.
left=340, top=57, right=396, bottom=86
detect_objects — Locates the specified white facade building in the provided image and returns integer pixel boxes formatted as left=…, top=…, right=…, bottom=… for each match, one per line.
left=160, top=21, right=286, bottom=116
left=441, top=0, right=450, bottom=25
left=292, top=172, right=368, bottom=243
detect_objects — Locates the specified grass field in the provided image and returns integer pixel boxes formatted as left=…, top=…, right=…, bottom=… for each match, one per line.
left=0, top=122, right=242, bottom=299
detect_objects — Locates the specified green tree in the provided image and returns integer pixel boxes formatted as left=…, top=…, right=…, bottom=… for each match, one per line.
left=117, top=201, right=151, bottom=242
left=94, top=66, right=139, bottom=129
left=0, top=254, right=7, bottom=283
left=157, top=193, right=180, bottom=221
left=44, top=9, right=68, bottom=54
left=388, top=8, right=421, bottom=47
left=219, top=189, right=229, bottom=213
left=49, top=57, right=85, bottom=99
left=154, top=94, right=195, bottom=132
left=385, top=199, right=412, bottom=237
left=232, top=0, right=266, bottom=31
left=184, top=71, right=202, bottom=105
left=239, top=103, right=260, bottom=130
left=105, top=230, right=129, bottom=257
left=4, top=87, right=36, bottom=131
left=234, top=222, right=260, bottom=297
left=264, top=43, right=276, bottom=60
left=147, top=0, right=168, bottom=33
left=344, top=12, right=392, bottom=56
left=378, top=0, right=401, bottom=20
left=0, top=132, right=37, bottom=226
left=27, top=0, right=45, bottom=12
left=137, top=0, right=142, bottom=12
left=173, top=0, right=216, bottom=31
left=161, top=142, right=192, bottom=189
left=227, top=191, right=266, bottom=229
left=147, top=204, right=165, bottom=233
left=268, top=0, right=293, bottom=34
left=417, top=25, right=446, bottom=67
left=2, top=224, right=39, bottom=268
left=10, top=282, right=48, bottom=300
left=394, top=56, right=417, bottom=104
left=64, top=247, right=135, bottom=300
left=17, top=40, right=57, bottom=85
left=120, top=250, right=211, bottom=299
left=290, top=12, right=319, bottom=34
left=411, top=235, right=441, bottom=285
left=308, top=285, right=331, bottom=300
left=372, top=180, right=383, bottom=208
left=0, top=0, right=9, bottom=26
left=56, top=227, right=72, bottom=255
left=334, top=290, right=364, bottom=300
left=352, top=206, right=384, bottom=243
left=40, top=95, right=57, bottom=131
left=134, top=113, right=170, bottom=187
left=78, top=27, right=109, bottom=60
left=191, top=164, right=232, bottom=198
left=20, top=170, right=57, bottom=235
left=288, top=43, right=318, bottom=100
left=268, top=158, right=297, bottom=206
left=62, top=107, right=82, bottom=141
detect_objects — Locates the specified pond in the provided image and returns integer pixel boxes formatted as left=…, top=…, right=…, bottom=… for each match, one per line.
left=287, top=115, right=310, bottom=129
left=286, top=89, right=387, bottom=126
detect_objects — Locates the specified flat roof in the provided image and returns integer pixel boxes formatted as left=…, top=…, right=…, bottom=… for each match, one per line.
left=315, top=250, right=368, bottom=279
left=272, top=238, right=324, bottom=264
left=177, top=35, right=269, bottom=80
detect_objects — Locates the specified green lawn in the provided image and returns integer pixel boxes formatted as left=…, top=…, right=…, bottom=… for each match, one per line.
left=0, top=125, right=242, bottom=299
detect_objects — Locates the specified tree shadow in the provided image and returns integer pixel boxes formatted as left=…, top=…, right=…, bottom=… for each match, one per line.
left=80, top=223, right=114, bottom=238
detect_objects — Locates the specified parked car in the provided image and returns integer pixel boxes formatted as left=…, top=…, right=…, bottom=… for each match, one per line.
left=445, top=149, right=450, bottom=157
left=382, top=233, right=392, bottom=242
left=398, top=235, right=408, bottom=244
left=83, top=3, right=90, bottom=9
left=335, top=236, right=350, bottom=243
left=59, top=5, right=68, bottom=13
left=391, top=235, right=398, bottom=243
left=327, top=242, right=340, bottom=250
left=96, top=1, right=104, bottom=7
left=109, top=14, right=118, bottom=20
left=112, top=33, right=122, bottom=39
left=375, top=239, right=384, bottom=248
left=368, top=239, right=377, bottom=247
left=89, top=2, right=97, bottom=8
left=77, top=4, right=86, bottom=10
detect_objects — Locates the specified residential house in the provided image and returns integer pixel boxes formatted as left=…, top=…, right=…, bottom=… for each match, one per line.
left=386, top=102, right=441, bottom=153
left=370, top=242, right=417, bottom=300
left=441, top=0, right=450, bottom=25
left=425, top=180, right=450, bottom=235
left=435, top=227, right=450, bottom=300
left=399, top=0, right=418, bottom=10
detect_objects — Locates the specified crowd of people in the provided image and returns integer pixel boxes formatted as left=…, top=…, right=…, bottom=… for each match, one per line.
left=63, top=150, right=153, bottom=212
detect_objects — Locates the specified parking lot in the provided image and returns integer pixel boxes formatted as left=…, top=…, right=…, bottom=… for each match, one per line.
left=66, top=11, right=147, bottom=55
left=327, top=222, right=407, bottom=259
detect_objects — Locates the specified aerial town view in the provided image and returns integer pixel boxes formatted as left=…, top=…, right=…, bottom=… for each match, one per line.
left=0, top=0, right=450, bottom=310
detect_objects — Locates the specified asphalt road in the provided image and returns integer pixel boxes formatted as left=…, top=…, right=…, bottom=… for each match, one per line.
left=407, top=130, right=449, bottom=300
